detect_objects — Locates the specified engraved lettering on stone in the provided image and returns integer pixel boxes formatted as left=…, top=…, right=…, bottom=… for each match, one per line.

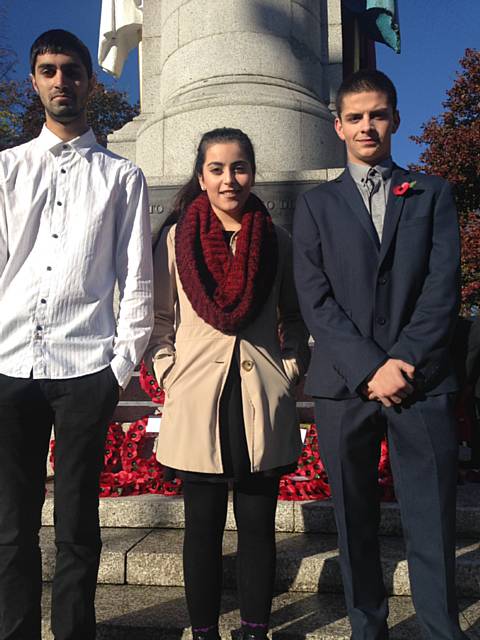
left=149, top=204, right=165, bottom=214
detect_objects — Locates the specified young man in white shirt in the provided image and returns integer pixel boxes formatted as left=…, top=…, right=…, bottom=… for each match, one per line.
left=0, top=30, right=153, bottom=639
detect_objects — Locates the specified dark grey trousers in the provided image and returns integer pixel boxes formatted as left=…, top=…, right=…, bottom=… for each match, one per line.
left=314, top=393, right=467, bottom=640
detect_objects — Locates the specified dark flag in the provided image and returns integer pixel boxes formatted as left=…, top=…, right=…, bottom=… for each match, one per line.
left=342, top=0, right=400, bottom=76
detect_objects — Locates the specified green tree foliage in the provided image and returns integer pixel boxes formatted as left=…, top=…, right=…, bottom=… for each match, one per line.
left=411, top=49, right=480, bottom=314
left=87, top=81, right=139, bottom=147
left=1, top=77, right=139, bottom=151
left=0, top=29, right=29, bottom=151
left=0, top=78, right=29, bottom=150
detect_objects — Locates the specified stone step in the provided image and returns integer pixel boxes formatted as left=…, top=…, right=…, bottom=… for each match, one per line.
left=39, top=527, right=480, bottom=597
left=39, top=585, right=479, bottom=639
left=41, top=483, right=480, bottom=537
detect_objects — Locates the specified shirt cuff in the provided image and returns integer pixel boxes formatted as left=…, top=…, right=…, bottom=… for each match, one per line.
left=110, top=354, right=135, bottom=389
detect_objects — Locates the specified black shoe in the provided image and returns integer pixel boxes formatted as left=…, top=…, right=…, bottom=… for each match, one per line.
left=192, top=626, right=220, bottom=640
left=240, top=629, right=269, bottom=640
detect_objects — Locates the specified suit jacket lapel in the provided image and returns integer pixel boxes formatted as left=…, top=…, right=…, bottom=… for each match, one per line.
left=335, top=169, right=380, bottom=251
left=379, top=166, right=409, bottom=263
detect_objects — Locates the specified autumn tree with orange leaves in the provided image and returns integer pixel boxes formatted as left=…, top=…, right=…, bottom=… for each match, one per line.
left=411, top=48, right=480, bottom=315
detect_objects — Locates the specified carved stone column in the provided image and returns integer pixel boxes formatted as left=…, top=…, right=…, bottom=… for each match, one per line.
left=108, top=0, right=345, bottom=234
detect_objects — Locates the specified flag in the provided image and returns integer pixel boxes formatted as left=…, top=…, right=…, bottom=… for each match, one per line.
left=98, top=0, right=143, bottom=78
left=343, top=0, right=401, bottom=54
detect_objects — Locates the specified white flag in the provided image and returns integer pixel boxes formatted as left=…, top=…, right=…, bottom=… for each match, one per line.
left=98, top=0, right=143, bottom=78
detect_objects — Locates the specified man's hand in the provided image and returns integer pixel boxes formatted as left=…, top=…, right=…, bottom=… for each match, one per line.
left=365, top=359, right=415, bottom=407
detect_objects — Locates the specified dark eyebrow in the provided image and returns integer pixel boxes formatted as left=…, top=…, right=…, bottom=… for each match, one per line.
left=37, top=62, right=82, bottom=71
left=344, top=108, right=390, bottom=118
left=206, top=160, right=249, bottom=168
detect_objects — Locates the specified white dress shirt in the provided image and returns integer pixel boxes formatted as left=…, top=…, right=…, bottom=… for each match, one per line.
left=0, top=125, right=153, bottom=388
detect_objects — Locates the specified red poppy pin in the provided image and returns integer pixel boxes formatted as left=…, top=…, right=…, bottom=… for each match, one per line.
left=392, top=180, right=416, bottom=196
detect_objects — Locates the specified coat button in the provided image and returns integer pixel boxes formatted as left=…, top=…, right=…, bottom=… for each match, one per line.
left=378, top=276, right=388, bottom=285
left=241, top=360, right=254, bottom=372
left=377, top=316, right=386, bottom=325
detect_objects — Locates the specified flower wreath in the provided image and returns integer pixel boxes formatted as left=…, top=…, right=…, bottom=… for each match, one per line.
left=49, top=362, right=181, bottom=497
left=49, top=361, right=395, bottom=500
left=138, top=360, right=165, bottom=404
left=278, top=424, right=395, bottom=502
left=50, top=417, right=183, bottom=497
left=113, top=416, right=182, bottom=497
left=97, top=359, right=182, bottom=496
left=279, top=424, right=331, bottom=501
left=50, top=420, right=395, bottom=501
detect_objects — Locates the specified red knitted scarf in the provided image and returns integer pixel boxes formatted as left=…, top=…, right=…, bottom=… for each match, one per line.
left=175, top=191, right=278, bottom=333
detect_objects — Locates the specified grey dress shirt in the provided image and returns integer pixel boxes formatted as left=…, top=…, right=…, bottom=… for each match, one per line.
left=348, top=158, right=394, bottom=241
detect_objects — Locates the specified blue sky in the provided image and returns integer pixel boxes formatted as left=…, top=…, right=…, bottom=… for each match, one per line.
left=3, top=0, right=479, bottom=168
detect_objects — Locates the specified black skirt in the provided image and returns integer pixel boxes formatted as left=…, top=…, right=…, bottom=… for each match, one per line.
left=164, top=357, right=296, bottom=483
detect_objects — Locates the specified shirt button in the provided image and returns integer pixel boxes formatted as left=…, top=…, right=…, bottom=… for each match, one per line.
left=62, top=144, right=68, bottom=150
left=36, top=325, right=43, bottom=331
left=52, top=234, right=58, bottom=238
left=40, top=298, right=47, bottom=304
left=47, top=266, right=52, bottom=271
left=57, top=201, right=62, bottom=206
left=61, top=169, right=66, bottom=174
left=241, top=360, right=254, bottom=372
left=377, top=316, right=386, bottom=325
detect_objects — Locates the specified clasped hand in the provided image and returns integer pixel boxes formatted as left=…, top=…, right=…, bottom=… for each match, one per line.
left=363, top=358, right=415, bottom=408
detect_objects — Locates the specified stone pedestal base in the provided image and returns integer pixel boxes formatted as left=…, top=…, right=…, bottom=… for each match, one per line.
left=147, top=168, right=343, bottom=241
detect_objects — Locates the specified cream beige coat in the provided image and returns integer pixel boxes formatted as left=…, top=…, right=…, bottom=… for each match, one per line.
left=146, top=223, right=310, bottom=474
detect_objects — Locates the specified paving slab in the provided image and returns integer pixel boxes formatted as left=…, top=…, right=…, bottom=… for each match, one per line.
left=123, top=529, right=480, bottom=597
left=40, top=527, right=151, bottom=584
left=461, top=599, right=480, bottom=639
left=39, top=585, right=480, bottom=640
left=294, top=483, right=480, bottom=537
left=127, top=528, right=185, bottom=586
left=41, top=482, right=480, bottom=537
left=42, top=491, right=295, bottom=532
left=293, top=500, right=402, bottom=536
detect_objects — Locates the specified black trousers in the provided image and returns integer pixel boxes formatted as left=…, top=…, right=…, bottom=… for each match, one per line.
left=314, top=394, right=467, bottom=640
left=0, top=367, right=119, bottom=640
left=182, top=476, right=279, bottom=630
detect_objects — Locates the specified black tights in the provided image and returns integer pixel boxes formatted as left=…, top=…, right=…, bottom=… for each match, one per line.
left=182, top=476, right=279, bottom=630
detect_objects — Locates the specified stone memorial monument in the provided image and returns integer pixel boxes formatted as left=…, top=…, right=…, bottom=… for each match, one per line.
left=107, top=0, right=345, bottom=234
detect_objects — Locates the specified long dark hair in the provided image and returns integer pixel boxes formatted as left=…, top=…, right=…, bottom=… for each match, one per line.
left=165, top=127, right=256, bottom=227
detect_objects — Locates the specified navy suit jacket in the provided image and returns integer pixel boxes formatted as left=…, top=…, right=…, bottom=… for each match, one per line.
left=293, top=166, right=461, bottom=399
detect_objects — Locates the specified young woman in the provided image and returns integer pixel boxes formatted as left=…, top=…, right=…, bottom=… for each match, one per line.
left=147, top=128, right=309, bottom=640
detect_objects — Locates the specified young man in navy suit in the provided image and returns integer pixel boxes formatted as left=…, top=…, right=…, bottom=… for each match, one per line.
left=293, top=70, right=467, bottom=639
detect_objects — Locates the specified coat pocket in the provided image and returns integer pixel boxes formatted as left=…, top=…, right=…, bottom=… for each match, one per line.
left=397, top=215, right=430, bottom=229
left=153, top=353, right=176, bottom=390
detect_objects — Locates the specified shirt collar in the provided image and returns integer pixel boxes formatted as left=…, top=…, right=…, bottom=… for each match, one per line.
left=348, top=157, right=394, bottom=186
left=35, top=125, right=97, bottom=158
